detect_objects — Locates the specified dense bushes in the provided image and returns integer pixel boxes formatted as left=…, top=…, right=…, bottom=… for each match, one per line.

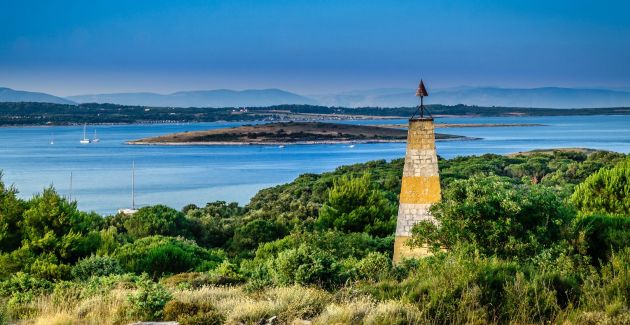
left=123, top=205, right=191, bottom=240
left=267, top=244, right=339, bottom=287
left=0, top=187, right=103, bottom=280
left=412, top=175, right=574, bottom=259
left=125, top=276, right=173, bottom=321
left=0, top=176, right=26, bottom=253
left=575, top=214, right=630, bottom=264
left=317, top=173, right=396, bottom=236
left=571, top=157, right=630, bottom=216
left=241, top=230, right=394, bottom=288
left=354, top=246, right=607, bottom=324
left=71, top=255, right=124, bottom=280
left=114, top=236, right=224, bottom=277
left=163, top=300, right=223, bottom=325
left=230, top=219, right=287, bottom=256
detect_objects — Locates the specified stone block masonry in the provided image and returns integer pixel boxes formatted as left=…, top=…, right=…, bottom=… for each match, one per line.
left=393, top=118, right=442, bottom=264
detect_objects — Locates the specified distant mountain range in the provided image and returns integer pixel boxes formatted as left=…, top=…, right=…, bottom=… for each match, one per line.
left=2, top=86, right=630, bottom=108
left=312, top=87, right=630, bottom=108
left=67, top=89, right=316, bottom=107
left=0, top=87, right=76, bottom=105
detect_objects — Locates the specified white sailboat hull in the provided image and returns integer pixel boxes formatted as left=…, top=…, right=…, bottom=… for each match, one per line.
left=80, top=124, right=91, bottom=144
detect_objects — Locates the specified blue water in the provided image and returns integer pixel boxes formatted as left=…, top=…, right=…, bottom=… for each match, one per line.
left=0, top=115, right=628, bottom=215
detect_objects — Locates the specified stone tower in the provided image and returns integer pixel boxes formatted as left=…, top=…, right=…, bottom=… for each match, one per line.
left=392, top=82, right=441, bottom=264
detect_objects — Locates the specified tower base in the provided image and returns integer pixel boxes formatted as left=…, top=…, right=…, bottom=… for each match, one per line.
left=393, top=236, right=431, bottom=264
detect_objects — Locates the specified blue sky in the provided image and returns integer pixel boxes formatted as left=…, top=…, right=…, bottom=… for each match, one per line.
left=1, top=0, right=629, bottom=96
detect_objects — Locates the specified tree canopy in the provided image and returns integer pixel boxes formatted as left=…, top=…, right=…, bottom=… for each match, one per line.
left=571, top=157, right=630, bottom=216
left=411, top=175, right=574, bottom=259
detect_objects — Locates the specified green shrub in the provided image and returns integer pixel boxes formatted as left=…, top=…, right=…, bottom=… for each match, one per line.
left=71, top=255, right=124, bottom=280
left=316, top=173, right=396, bottom=237
left=160, top=262, right=244, bottom=289
left=255, top=230, right=393, bottom=261
left=0, top=273, right=52, bottom=321
left=81, top=273, right=140, bottom=296
left=163, top=300, right=222, bottom=325
left=125, top=275, right=173, bottom=321
left=114, top=236, right=224, bottom=277
left=230, top=218, right=287, bottom=255
left=575, top=214, right=630, bottom=264
left=26, top=254, right=72, bottom=281
left=268, top=244, right=341, bottom=288
left=22, top=187, right=103, bottom=263
left=0, top=272, right=52, bottom=299
left=413, top=175, right=575, bottom=260
left=577, top=247, right=630, bottom=320
left=123, top=205, right=191, bottom=240
left=571, top=157, right=630, bottom=216
left=354, top=252, right=392, bottom=282
left=207, top=260, right=245, bottom=285
left=0, top=175, right=26, bottom=253
left=161, top=272, right=213, bottom=290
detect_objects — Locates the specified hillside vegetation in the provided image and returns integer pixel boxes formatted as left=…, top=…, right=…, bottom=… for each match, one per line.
left=0, top=149, right=629, bottom=324
left=2, top=101, right=630, bottom=126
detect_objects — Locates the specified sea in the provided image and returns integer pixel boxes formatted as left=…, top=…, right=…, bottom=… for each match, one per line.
left=1, top=115, right=629, bottom=215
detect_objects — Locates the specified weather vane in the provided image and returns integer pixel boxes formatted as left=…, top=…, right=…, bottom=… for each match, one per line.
left=413, top=79, right=429, bottom=119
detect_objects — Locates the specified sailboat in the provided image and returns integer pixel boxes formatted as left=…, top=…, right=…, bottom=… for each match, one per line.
left=50, top=133, right=54, bottom=145
left=80, top=124, right=91, bottom=144
left=92, top=129, right=100, bottom=143
left=118, top=161, right=139, bottom=215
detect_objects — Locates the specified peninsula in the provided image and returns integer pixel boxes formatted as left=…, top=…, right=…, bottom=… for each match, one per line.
left=128, top=121, right=474, bottom=145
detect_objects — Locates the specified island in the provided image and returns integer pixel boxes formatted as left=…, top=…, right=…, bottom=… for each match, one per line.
left=127, top=121, right=476, bottom=145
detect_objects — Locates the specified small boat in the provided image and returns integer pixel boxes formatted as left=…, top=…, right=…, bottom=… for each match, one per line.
left=80, top=124, right=91, bottom=144
left=92, top=129, right=100, bottom=143
left=278, top=145, right=285, bottom=149
left=349, top=144, right=355, bottom=148
left=50, top=133, right=54, bottom=145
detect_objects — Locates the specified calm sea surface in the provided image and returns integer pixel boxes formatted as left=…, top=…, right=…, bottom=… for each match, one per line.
left=1, top=115, right=628, bottom=215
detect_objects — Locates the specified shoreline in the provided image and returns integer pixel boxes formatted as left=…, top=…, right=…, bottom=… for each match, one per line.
left=126, top=136, right=480, bottom=146
left=376, top=123, right=546, bottom=129
left=0, top=114, right=407, bottom=128
left=4, top=114, right=630, bottom=128
left=437, top=123, right=545, bottom=128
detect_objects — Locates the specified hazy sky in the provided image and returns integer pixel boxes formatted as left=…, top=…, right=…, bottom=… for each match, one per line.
left=1, top=0, right=629, bottom=96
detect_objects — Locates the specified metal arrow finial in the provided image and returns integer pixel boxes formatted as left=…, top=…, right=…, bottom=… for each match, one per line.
left=413, top=79, right=429, bottom=119
left=416, top=80, right=428, bottom=97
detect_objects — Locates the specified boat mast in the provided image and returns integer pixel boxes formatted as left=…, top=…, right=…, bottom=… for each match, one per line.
left=132, top=160, right=135, bottom=210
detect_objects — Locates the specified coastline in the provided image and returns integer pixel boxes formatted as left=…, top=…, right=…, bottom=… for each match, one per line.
left=376, top=123, right=546, bottom=129
left=126, top=135, right=480, bottom=146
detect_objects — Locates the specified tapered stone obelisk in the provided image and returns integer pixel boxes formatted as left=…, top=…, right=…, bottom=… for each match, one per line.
left=392, top=81, right=441, bottom=264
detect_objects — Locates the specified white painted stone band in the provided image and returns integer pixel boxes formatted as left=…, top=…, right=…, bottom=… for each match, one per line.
left=395, top=203, right=433, bottom=236
left=402, top=149, right=439, bottom=177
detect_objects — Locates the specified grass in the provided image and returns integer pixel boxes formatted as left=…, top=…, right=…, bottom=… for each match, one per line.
left=7, top=283, right=630, bottom=325
left=17, top=289, right=130, bottom=325
left=6, top=248, right=630, bottom=325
